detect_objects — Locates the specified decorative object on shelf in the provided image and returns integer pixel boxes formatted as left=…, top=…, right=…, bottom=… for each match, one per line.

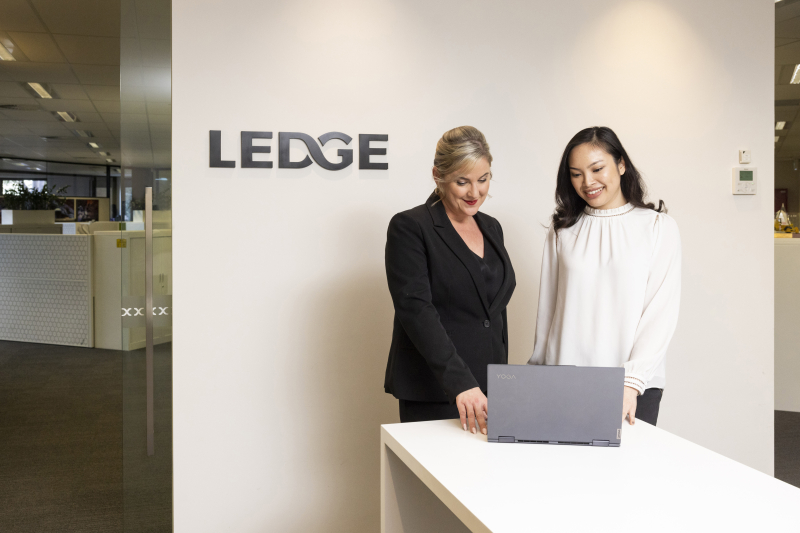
left=0, top=182, right=69, bottom=225
left=776, top=203, right=790, bottom=227
left=774, top=203, right=798, bottom=234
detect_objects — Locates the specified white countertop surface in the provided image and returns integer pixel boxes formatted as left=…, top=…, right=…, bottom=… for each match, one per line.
left=382, top=419, right=800, bottom=532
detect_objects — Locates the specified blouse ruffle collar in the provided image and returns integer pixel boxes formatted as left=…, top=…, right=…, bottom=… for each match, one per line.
left=584, top=202, right=634, bottom=217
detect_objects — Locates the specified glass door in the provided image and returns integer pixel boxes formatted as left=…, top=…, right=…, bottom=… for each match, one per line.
left=120, top=0, right=173, bottom=530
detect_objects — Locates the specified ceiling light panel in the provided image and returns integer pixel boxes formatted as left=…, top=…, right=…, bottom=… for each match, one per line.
left=55, top=111, right=79, bottom=122
left=791, top=65, right=800, bottom=84
left=776, top=136, right=781, bottom=142
left=88, top=142, right=100, bottom=148
left=27, top=83, right=53, bottom=99
left=0, top=43, right=15, bottom=61
left=72, top=130, right=93, bottom=138
left=777, top=121, right=786, bottom=130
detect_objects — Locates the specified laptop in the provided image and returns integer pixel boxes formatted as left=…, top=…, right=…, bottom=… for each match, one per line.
left=487, top=364, right=624, bottom=447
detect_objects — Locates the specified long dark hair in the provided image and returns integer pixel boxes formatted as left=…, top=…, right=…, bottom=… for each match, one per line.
left=552, top=126, right=665, bottom=232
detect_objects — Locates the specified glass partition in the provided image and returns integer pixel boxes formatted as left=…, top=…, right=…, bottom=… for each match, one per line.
left=120, top=0, right=173, bottom=530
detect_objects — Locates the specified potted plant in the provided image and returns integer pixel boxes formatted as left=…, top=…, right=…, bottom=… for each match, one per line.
left=1, top=182, right=69, bottom=225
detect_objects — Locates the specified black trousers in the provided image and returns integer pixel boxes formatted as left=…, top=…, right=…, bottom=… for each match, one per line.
left=399, top=399, right=459, bottom=423
left=399, top=388, right=664, bottom=426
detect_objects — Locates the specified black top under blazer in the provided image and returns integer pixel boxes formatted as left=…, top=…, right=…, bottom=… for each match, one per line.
left=384, top=193, right=516, bottom=403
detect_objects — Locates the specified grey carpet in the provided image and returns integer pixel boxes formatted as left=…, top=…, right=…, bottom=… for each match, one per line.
left=775, top=410, right=800, bottom=489
left=0, top=340, right=172, bottom=533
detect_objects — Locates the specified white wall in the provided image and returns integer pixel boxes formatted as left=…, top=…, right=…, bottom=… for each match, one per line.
left=172, top=1, right=774, bottom=531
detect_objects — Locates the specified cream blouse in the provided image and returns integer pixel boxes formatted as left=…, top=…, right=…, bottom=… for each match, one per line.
left=528, top=203, right=682, bottom=394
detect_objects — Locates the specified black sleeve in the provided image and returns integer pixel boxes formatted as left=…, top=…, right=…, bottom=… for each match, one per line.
left=385, top=213, right=479, bottom=402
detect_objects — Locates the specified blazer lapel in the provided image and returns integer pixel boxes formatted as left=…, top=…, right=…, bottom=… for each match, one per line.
left=426, top=194, right=490, bottom=315
left=476, top=212, right=515, bottom=315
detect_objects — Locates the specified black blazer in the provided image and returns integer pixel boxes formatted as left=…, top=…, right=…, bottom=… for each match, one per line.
left=384, top=193, right=516, bottom=403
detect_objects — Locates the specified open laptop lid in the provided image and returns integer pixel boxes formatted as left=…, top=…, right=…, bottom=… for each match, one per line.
left=488, top=364, right=624, bottom=447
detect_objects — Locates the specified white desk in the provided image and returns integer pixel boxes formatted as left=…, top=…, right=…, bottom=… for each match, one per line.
left=381, top=419, right=800, bottom=532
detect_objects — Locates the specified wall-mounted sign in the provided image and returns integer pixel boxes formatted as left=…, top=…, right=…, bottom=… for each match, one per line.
left=209, top=131, right=388, bottom=170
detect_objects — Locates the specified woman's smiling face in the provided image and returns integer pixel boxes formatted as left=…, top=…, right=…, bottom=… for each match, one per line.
left=439, top=157, right=492, bottom=219
left=568, top=143, right=627, bottom=210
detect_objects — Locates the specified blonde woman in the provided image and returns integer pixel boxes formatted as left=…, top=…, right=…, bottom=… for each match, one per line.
left=384, top=126, right=516, bottom=435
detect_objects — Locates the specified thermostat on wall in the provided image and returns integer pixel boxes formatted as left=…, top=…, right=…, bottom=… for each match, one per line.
left=732, top=167, right=757, bottom=195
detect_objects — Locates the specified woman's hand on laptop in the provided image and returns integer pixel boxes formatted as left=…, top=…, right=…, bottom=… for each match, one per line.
left=456, top=387, right=488, bottom=435
left=622, top=386, right=639, bottom=425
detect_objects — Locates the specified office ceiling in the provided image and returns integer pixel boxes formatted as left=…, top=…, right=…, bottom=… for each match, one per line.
left=777, top=0, right=800, bottom=160
left=0, top=0, right=170, bottom=169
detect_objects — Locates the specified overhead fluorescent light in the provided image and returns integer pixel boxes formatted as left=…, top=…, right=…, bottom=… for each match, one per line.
left=776, top=136, right=781, bottom=142
left=27, top=83, right=53, bottom=99
left=0, top=43, right=15, bottom=61
left=88, top=142, right=100, bottom=148
left=777, top=121, right=786, bottom=130
left=98, top=151, right=110, bottom=156
left=72, top=130, right=93, bottom=138
left=791, top=64, right=800, bottom=84
left=54, top=111, right=78, bottom=122
left=106, top=158, right=115, bottom=163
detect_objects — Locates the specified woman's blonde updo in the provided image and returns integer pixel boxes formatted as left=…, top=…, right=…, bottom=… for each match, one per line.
left=432, top=126, right=493, bottom=201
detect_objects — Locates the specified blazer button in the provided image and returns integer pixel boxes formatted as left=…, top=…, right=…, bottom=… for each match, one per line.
left=484, top=320, right=490, bottom=328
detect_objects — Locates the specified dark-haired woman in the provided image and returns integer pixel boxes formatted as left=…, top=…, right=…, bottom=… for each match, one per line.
left=528, top=126, right=681, bottom=427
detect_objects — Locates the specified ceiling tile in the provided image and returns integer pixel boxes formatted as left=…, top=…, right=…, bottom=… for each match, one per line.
left=31, top=0, right=120, bottom=37
left=777, top=16, right=800, bottom=40
left=144, top=85, right=169, bottom=103
left=148, top=113, right=169, bottom=125
left=139, top=38, right=170, bottom=68
left=100, top=111, right=120, bottom=123
left=84, top=84, right=119, bottom=101
left=776, top=105, right=799, bottom=122
left=0, top=120, right=32, bottom=134
left=0, top=108, right=57, bottom=121
left=23, top=121, right=70, bottom=136
left=70, top=110, right=100, bottom=122
left=777, top=38, right=800, bottom=48
left=777, top=4, right=800, bottom=23
left=93, top=100, right=119, bottom=113
left=0, top=81, right=30, bottom=98
left=50, top=83, right=88, bottom=99
left=121, top=113, right=148, bottom=124
left=53, top=34, right=119, bottom=65
left=71, top=64, right=119, bottom=85
left=38, top=98, right=99, bottom=112
left=0, top=0, right=47, bottom=32
left=133, top=0, right=170, bottom=40
left=776, top=84, right=800, bottom=100
left=0, top=62, right=80, bottom=83
left=120, top=84, right=144, bottom=101
left=0, top=96, right=38, bottom=107
left=777, top=40, right=800, bottom=65
left=146, top=102, right=170, bottom=115
left=121, top=101, right=146, bottom=113
left=9, top=32, right=64, bottom=63
left=64, top=121, right=110, bottom=134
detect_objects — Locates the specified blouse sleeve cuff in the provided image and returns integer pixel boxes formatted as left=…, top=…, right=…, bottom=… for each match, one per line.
left=624, top=375, right=646, bottom=395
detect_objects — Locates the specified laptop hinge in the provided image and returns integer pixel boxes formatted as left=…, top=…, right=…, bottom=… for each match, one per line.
left=498, top=436, right=515, bottom=443
left=592, top=440, right=610, bottom=447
